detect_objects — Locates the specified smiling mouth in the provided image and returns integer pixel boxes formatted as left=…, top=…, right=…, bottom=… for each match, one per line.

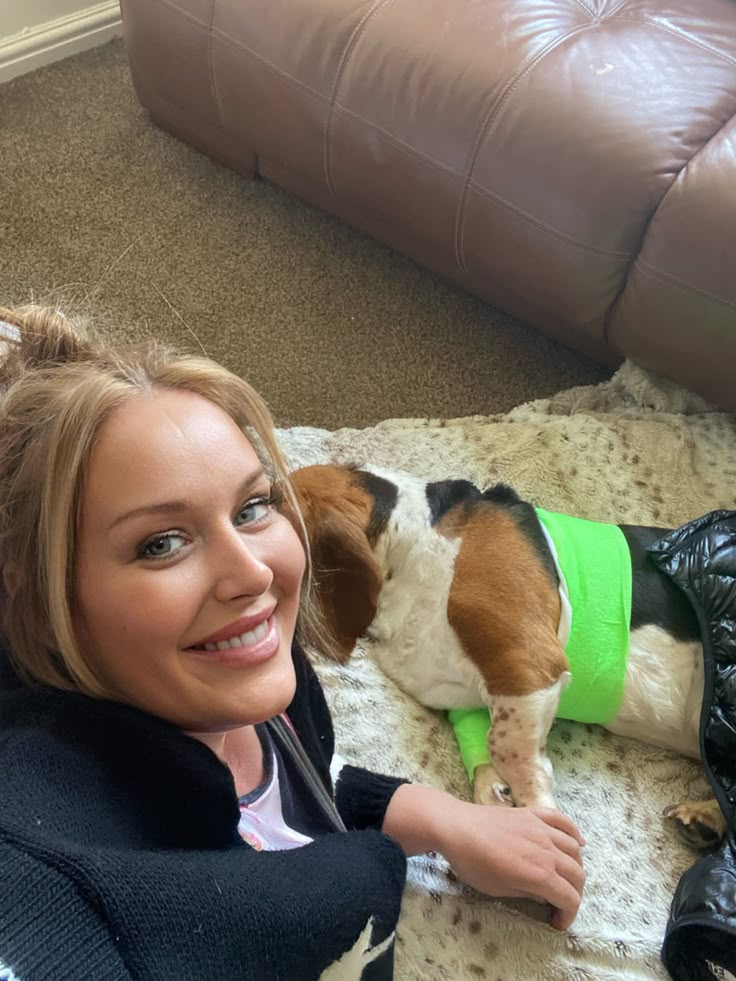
left=189, top=619, right=271, bottom=652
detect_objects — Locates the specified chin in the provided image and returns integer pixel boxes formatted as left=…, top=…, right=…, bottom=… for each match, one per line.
left=224, top=655, right=297, bottom=728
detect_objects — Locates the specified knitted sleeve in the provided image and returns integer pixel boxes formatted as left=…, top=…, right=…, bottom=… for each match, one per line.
left=333, top=763, right=410, bottom=832
left=288, top=642, right=409, bottom=831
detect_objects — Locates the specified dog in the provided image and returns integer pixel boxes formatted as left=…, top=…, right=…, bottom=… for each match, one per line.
left=290, top=462, right=726, bottom=848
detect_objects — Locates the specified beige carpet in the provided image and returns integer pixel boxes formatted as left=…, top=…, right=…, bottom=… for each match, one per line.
left=279, top=362, right=736, bottom=981
left=0, top=39, right=608, bottom=430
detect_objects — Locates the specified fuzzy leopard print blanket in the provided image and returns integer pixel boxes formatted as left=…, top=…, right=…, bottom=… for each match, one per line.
left=277, top=361, right=736, bottom=981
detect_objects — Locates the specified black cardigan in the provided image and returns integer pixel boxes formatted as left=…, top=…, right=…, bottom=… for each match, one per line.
left=0, top=641, right=408, bottom=980
left=649, top=511, right=736, bottom=980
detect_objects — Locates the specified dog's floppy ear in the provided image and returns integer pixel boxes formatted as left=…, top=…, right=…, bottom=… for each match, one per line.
left=308, top=509, right=383, bottom=663
left=290, top=463, right=385, bottom=663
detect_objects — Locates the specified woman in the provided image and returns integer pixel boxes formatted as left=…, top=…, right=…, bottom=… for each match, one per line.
left=0, top=305, right=585, bottom=981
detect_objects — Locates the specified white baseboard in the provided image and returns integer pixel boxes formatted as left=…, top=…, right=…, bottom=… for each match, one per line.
left=0, top=1, right=122, bottom=84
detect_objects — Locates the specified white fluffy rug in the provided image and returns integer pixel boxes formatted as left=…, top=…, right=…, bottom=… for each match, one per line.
left=277, top=362, right=736, bottom=981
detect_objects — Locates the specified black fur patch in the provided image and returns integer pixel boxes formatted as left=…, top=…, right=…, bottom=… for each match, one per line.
left=479, top=485, right=558, bottom=587
left=480, top=483, right=523, bottom=506
left=619, top=524, right=700, bottom=640
left=429, top=479, right=558, bottom=588
left=517, top=512, right=559, bottom=586
left=354, top=470, right=398, bottom=546
left=426, top=479, right=481, bottom=524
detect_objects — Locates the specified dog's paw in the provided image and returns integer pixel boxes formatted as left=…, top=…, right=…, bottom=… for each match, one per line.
left=472, top=763, right=515, bottom=807
left=663, top=798, right=727, bottom=849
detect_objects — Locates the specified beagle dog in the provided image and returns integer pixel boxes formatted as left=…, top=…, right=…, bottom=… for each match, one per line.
left=290, top=462, right=725, bottom=848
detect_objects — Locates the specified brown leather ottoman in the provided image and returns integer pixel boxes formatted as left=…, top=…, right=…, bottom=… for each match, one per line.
left=120, top=0, right=736, bottom=411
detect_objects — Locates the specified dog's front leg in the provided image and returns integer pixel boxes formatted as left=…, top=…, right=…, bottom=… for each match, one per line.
left=482, top=673, right=570, bottom=810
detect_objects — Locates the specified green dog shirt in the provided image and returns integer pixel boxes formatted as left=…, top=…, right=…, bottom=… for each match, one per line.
left=448, top=507, right=632, bottom=781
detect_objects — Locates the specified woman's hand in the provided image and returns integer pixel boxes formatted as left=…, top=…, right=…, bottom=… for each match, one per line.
left=382, top=783, right=585, bottom=931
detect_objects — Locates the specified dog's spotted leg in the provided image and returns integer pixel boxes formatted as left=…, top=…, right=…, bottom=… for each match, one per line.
left=663, top=798, right=727, bottom=849
left=485, top=672, right=570, bottom=810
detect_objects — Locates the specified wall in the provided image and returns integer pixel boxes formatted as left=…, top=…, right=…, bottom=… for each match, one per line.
left=0, top=0, right=122, bottom=83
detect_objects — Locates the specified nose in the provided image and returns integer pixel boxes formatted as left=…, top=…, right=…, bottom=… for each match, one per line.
left=210, top=524, right=273, bottom=603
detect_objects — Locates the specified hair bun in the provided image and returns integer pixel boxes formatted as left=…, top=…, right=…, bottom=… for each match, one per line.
left=0, top=304, right=100, bottom=388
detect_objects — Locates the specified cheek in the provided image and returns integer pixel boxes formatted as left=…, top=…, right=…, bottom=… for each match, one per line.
left=259, top=518, right=307, bottom=621
left=78, top=565, right=191, bottom=654
left=271, top=522, right=307, bottom=601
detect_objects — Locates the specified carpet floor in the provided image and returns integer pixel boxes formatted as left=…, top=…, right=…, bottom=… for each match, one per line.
left=0, top=39, right=609, bottom=429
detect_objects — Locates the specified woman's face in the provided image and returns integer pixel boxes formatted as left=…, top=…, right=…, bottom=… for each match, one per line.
left=74, top=389, right=305, bottom=732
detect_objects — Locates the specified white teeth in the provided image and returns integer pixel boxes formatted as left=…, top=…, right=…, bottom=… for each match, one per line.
left=238, top=621, right=269, bottom=647
left=194, top=620, right=270, bottom=652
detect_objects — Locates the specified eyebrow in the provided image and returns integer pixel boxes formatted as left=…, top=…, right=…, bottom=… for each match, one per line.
left=107, top=467, right=268, bottom=533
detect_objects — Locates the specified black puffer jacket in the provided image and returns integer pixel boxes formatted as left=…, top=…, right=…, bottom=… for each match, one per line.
left=649, top=511, right=736, bottom=980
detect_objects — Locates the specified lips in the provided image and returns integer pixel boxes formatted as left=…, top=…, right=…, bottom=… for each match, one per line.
left=186, top=616, right=280, bottom=667
left=188, top=605, right=276, bottom=649
left=189, top=620, right=270, bottom=652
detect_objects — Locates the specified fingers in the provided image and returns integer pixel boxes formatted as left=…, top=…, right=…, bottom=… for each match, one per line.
left=444, top=801, right=587, bottom=932
left=549, top=826, right=585, bottom=864
left=549, top=897, right=580, bottom=932
left=532, top=816, right=587, bottom=931
left=517, top=871, right=583, bottom=932
left=540, top=865, right=585, bottom=932
left=532, top=807, right=586, bottom=847
left=555, top=850, right=586, bottom=894
left=527, top=846, right=585, bottom=908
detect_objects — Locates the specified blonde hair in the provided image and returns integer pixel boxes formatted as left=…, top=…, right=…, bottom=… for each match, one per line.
left=0, top=304, right=323, bottom=695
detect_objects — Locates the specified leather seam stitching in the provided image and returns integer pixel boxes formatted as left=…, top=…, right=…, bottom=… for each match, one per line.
left=610, top=15, right=736, bottom=69
left=614, top=104, right=736, bottom=337
left=465, top=180, right=632, bottom=258
left=146, top=0, right=204, bottom=29
left=630, top=257, right=736, bottom=311
left=322, top=0, right=396, bottom=194
left=453, top=20, right=600, bottom=272
left=207, top=0, right=225, bottom=127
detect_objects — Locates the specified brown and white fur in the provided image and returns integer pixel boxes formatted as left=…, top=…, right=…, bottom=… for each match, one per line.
left=291, top=462, right=725, bottom=848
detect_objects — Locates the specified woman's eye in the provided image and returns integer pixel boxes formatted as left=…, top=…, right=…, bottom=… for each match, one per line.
left=137, top=532, right=187, bottom=560
left=235, top=497, right=271, bottom=527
